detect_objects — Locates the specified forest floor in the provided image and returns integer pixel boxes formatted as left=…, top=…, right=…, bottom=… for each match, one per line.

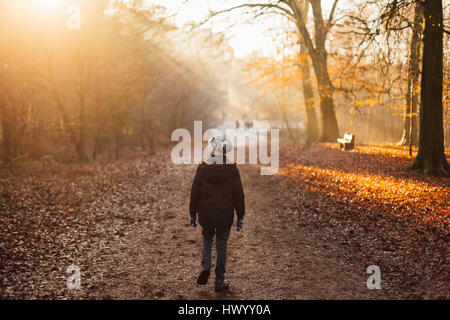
left=1, top=143, right=449, bottom=300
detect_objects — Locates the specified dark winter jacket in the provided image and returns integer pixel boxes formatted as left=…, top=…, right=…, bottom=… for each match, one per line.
left=189, top=158, right=245, bottom=228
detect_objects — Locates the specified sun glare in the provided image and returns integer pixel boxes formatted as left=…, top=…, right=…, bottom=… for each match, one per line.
left=36, top=0, right=60, bottom=12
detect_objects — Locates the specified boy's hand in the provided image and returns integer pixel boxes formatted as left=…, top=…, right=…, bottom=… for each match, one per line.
left=189, top=216, right=197, bottom=227
left=236, top=219, right=244, bottom=232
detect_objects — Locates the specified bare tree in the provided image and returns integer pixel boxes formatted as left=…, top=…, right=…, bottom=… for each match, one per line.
left=412, top=0, right=449, bottom=174
left=200, top=0, right=340, bottom=141
left=397, top=2, right=423, bottom=146
left=298, top=0, right=319, bottom=143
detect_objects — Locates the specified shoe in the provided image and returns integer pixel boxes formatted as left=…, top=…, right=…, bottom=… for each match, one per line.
left=197, top=269, right=210, bottom=285
left=214, top=279, right=230, bottom=292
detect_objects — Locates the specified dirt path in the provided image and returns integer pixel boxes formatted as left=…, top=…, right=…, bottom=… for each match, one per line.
left=78, top=157, right=381, bottom=299
left=183, top=163, right=382, bottom=300
left=1, top=148, right=447, bottom=299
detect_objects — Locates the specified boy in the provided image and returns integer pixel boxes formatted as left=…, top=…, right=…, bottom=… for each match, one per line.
left=189, top=136, right=245, bottom=292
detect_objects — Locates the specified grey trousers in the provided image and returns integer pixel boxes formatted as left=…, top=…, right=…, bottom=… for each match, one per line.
left=201, top=226, right=231, bottom=281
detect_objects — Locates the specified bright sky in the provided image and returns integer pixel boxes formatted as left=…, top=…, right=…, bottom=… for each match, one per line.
left=30, top=0, right=347, bottom=58
left=144, top=0, right=345, bottom=58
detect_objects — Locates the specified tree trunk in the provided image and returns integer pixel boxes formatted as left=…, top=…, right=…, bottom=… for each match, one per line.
left=412, top=0, right=449, bottom=174
left=46, top=55, right=89, bottom=163
left=53, top=90, right=89, bottom=163
left=290, top=0, right=340, bottom=142
left=313, top=53, right=340, bottom=142
left=398, top=2, right=423, bottom=146
left=0, top=74, right=27, bottom=163
left=115, top=133, right=121, bottom=160
left=77, top=92, right=89, bottom=163
left=0, top=89, right=14, bottom=163
left=300, top=45, right=319, bottom=143
left=281, top=106, right=297, bottom=144
left=146, top=130, right=156, bottom=155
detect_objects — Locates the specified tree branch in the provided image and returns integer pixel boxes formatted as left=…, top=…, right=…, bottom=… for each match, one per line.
left=196, top=2, right=294, bottom=28
left=282, top=0, right=316, bottom=55
left=328, top=0, right=339, bottom=27
left=310, top=0, right=326, bottom=48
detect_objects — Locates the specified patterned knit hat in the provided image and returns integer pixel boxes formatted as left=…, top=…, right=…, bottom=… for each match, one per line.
left=208, top=135, right=233, bottom=154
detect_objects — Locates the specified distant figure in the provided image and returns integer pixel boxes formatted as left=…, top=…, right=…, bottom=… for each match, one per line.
left=189, top=136, right=245, bottom=292
left=243, top=115, right=253, bottom=130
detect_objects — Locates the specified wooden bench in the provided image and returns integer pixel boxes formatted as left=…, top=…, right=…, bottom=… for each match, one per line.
left=337, top=132, right=355, bottom=150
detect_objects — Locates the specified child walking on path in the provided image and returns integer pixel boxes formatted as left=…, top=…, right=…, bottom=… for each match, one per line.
left=189, top=136, right=245, bottom=292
